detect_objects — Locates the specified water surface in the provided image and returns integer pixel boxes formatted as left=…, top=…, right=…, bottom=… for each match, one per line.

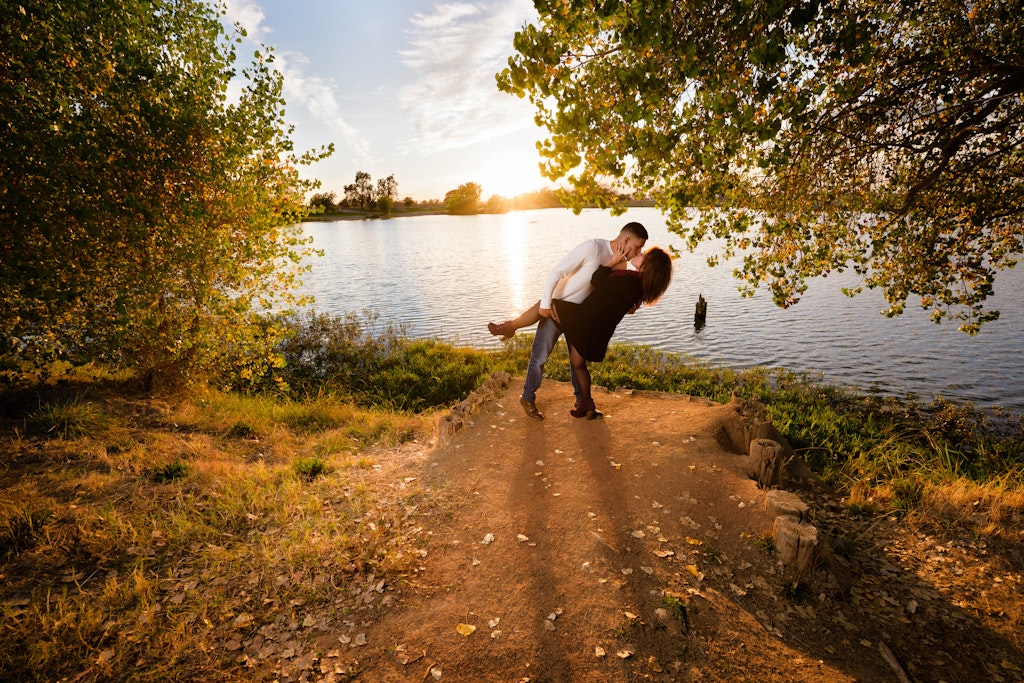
left=299, top=208, right=1024, bottom=413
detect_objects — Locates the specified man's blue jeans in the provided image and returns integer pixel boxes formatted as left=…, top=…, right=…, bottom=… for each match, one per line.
left=522, top=317, right=579, bottom=404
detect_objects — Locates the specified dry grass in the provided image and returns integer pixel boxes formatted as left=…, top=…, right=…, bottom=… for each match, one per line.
left=0, top=387, right=436, bottom=681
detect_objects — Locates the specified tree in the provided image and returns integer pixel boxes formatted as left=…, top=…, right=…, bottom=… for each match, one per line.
left=0, top=0, right=329, bottom=384
left=308, top=191, right=338, bottom=213
left=483, top=195, right=511, bottom=214
left=343, top=171, right=375, bottom=210
left=445, top=182, right=482, bottom=215
left=499, top=0, right=1024, bottom=333
left=376, top=174, right=397, bottom=216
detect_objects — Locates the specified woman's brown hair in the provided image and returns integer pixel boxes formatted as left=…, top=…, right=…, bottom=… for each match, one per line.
left=639, top=247, right=673, bottom=305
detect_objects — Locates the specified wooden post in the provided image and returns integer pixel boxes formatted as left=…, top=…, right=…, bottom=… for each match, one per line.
left=749, top=438, right=783, bottom=488
left=694, top=293, right=707, bottom=327
left=764, top=490, right=809, bottom=522
left=772, top=515, right=818, bottom=574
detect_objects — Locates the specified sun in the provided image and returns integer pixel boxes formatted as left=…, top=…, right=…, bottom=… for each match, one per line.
left=477, top=154, right=549, bottom=199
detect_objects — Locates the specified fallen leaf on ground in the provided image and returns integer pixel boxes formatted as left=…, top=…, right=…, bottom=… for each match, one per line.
left=481, top=533, right=494, bottom=545
left=595, top=646, right=606, bottom=658
left=617, top=648, right=635, bottom=659
left=456, top=623, right=476, bottom=637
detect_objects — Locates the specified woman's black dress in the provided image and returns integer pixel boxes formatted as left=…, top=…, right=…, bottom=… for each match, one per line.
left=554, top=266, right=642, bottom=362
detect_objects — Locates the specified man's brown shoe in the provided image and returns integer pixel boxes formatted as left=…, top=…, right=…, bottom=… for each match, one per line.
left=520, top=398, right=544, bottom=420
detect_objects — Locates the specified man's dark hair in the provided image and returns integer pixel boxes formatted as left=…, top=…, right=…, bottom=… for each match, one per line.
left=621, top=221, right=648, bottom=240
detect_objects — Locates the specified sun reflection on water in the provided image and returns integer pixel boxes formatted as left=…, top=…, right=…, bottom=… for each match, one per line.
left=501, top=212, right=530, bottom=313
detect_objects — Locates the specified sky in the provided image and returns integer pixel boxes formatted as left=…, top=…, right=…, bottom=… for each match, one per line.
left=222, top=0, right=549, bottom=202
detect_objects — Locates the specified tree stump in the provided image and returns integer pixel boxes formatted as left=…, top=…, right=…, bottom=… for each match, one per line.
left=694, top=293, right=707, bottom=327
left=748, top=418, right=775, bottom=443
left=764, top=489, right=809, bottom=522
left=750, top=438, right=784, bottom=488
left=772, top=515, right=818, bottom=574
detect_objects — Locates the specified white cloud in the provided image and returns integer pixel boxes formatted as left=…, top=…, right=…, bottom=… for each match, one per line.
left=222, top=0, right=270, bottom=41
left=276, top=52, right=372, bottom=161
left=222, top=0, right=371, bottom=162
left=398, top=1, right=537, bottom=154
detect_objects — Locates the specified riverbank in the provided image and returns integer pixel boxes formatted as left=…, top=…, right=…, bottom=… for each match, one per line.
left=1, top=367, right=1021, bottom=680
left=2, top=317, right=1022, bottom=678
left=302, top=199, right=657, bottom=221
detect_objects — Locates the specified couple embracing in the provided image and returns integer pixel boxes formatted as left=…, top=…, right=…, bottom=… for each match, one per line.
left=488, top=222, right=673, bottom=421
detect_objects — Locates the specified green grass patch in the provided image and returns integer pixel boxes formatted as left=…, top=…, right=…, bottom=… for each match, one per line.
left=148, top=461, right=189, bottom=483
left=0, top=505, right=52, bottom=560
left=28, top=394, right=113, bottom=439
left=293, top=456, right=330, bottom=480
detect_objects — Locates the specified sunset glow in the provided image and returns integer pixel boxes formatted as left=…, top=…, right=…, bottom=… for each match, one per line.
left=477, top=154, right=549, bottom=199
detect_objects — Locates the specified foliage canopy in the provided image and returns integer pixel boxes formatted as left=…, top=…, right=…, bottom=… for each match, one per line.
left=499, top=0, right=1024, bottom=332
left=1, top=0, right=329, bottom=384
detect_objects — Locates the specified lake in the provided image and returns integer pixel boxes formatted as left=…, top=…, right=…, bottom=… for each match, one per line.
left=298, top=208, right=1024, bottom=414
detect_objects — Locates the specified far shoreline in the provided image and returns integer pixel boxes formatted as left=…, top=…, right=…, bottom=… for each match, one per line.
left=302, top=200, right=658, bottom=222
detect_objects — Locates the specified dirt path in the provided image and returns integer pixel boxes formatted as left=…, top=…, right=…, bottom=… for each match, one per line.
left=311, top=379, right=1024, bottom=683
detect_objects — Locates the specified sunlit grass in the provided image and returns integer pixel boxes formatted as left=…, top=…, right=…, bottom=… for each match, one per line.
left=27, top=394, right=114, bottom=439
left=0, top=384, right=434, bottom=681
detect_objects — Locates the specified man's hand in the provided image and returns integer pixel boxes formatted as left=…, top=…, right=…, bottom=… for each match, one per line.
left=539, top=307, right=552, bottom=318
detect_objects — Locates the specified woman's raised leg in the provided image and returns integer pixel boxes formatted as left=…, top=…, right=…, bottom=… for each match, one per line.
left=488, top=301, right=542, bottom=340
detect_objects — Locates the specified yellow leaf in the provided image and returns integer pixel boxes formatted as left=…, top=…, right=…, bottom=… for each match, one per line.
left=456, top=623, right=476, bottom=637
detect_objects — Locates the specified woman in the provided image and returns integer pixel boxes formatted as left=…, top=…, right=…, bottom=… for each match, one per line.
left=488, top=244, right=673, bottom=418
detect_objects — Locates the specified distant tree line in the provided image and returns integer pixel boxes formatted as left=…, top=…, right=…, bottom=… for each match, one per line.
left=309, top=173, right=570, bottom=217
left=308, top=171, right=400, bottom=216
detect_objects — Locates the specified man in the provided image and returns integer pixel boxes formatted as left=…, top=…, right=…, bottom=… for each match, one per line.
left=513, top=222, right=648, bottom=420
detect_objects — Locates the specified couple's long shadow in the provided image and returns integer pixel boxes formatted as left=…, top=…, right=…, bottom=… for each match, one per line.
left=510, top=415, right=676, bottom=679
left=510, top=408, right=1024, bottom=682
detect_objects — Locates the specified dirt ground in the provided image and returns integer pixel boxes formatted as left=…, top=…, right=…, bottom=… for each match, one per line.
left=300, top=379, right=1024, bottom=683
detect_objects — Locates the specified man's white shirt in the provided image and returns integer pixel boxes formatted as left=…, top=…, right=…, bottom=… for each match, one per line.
left=541, top=238, right=613, bottom=309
